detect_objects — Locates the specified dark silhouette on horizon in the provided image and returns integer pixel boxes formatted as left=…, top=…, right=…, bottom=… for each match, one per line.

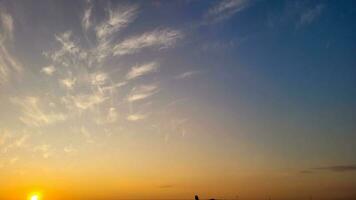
left=195, top=195, right=216, bottom=200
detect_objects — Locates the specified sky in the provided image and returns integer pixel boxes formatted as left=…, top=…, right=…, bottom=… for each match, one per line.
left=0, top=0, right=356, bottom=200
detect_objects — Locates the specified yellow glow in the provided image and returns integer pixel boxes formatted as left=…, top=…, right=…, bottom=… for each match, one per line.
left=31, top=195, right=38, bottom=200
left=28, top=192, right=41, bottom=200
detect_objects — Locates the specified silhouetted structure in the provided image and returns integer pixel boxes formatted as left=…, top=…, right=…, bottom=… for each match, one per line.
left=194, top=195, right=216, bottom=200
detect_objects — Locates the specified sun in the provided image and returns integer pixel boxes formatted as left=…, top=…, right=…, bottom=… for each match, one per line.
left=30, top=195, right=39, bottom=200
left=27, top=192, right=42, bottom=200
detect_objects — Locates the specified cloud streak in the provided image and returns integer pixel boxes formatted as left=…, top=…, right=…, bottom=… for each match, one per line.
left=126, top=62, right=159, bottom=80
left=62, top=92, right=109, bottom=110
left=127, top=84, right=158, bottom=102
left=313, top=165, right=356, bottom=172
left=95, top=5, right=138, bottom=41
left=11, top=97, right=67, bottom=127
left=127, top=114, right=146, bottom=121
left=41, top=65, right=56, bottom=75
left=113, top=28, right=182, bottom=56
left=0, top=9, right=22, bottom=85
left=0, top=9, right=14, bottom=40
left=175, top=70, right=201, bottom=80
left=301, top=165, right=356, bottom=174
left=205, top=0, right=252, bottom=23
left=82, top=3, right=92, bottom=31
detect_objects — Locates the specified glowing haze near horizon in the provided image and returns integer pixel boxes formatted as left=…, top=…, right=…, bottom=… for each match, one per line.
left=0, top=0, right=355, bottom=200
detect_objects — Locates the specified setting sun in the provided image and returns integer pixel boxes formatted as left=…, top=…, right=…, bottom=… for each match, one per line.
left=31, top=195, right=38, bottom=200
left=28, top=193, right=41, bottom=200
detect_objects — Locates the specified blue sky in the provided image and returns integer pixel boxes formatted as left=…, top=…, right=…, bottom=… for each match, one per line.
left=0, top=0, right=356, bottom=199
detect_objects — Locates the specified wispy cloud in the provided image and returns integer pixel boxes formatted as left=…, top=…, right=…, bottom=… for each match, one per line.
left=60, top=77, right=76, bottom=90
left=113, top=28, right=183, bottom=56
left=92, top=4, right=138, bottom=64
left=50, top=31, right=84, bottom=66
left=91, top=72, right=109, bottom=86
left=13, top=134, right=29, bottom=148
left=127, top=84, right=159, bottom=102
left=313, top=165, right=356, bottom=172
left=62, top=92, right=108, bottom=110
left=0, top=9, right=14, bottom=40
left=11, top=97, right=67, bottom=127
left=55, top=31, right=80, bottom=55
left=268, top=2, right=325, bottom=29
left=81, top=126, right=94, bottom=143
left=101, top=81, right=127, bottom=92
left=41, top=65, right=56, bottom=76
left=301, top=165, right=356, bottom=174
left=205, top=0, right=253, bottom=23
left=95, top=5, right=138, bottom=41
left=82, top=3, right=92, bottom=31
left=107, top=107, right=118, bottom=123
left=33, top=144, right=52, bottom=158
left=126, top=62, right=159, bottom=80
left=298, top=4, right=324, bottom=27
left=127, top=113, right=146, bottom=121
left=1, top=133, right=30, bottom=154
left=0, top=10, right=23, bottom=85
left=64, top=145, right=77, bottom=154
left=175, top=70, right=201, bottom=80
left=0, top=44, right=23, bottom=84
left=1, top=1, right=189, bottom=163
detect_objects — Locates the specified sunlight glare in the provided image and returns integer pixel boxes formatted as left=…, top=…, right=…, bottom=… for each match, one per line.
left=28, top=193, right=41, bottom=200
left=31, top=195, right=38, bottom=200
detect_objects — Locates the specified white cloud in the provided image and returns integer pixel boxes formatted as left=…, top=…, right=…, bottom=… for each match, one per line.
left=41, top=65, right=56, bottom=75
left=63, top=92, right=108, bottom=110
left=82, top=4, right=92, bottom=31
left=175, top=70, right=201, bottom=79
left=298, top=4, right=324, bottom=26
left=126, top=62, right=159, bottom=80
left=127, top=84, right=158, bottom=102
left=127, top=114, right=146, bottom=121
left=113, top=28, right=183, bottom=56
left=50, top=31, right=84, bottom=65
left=95, top=5, right=138, bottom=41
left=205, top=0, right=252, bottom=23
left=60, top=78, right=76, bottom=89
left=107, top=107, right=118, bottom=123
left=91, top=5, right=138, bottom=64
left=55, top=31, right=80, bottom=55
left=91, top=72, right=108, bottom=86
left=0, top=131, right=31, bottom=154
left=0, top=9, right=14, bottom=40
left=13, top=134, right=29, bottom=148
left=101, top=81, right=127, bottom=92
left=0, top=44, right=23, bottom=85
left=11, top=97, right=67, bottom=127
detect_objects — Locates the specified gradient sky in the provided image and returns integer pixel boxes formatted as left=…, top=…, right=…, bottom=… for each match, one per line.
left=0, top=0, right=356, bottom=200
